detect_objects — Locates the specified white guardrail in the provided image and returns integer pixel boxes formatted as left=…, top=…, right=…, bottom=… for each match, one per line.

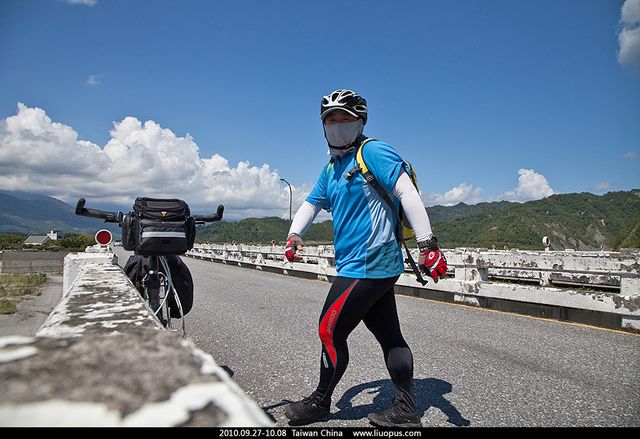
left=187, top=244, right=640, bottom=331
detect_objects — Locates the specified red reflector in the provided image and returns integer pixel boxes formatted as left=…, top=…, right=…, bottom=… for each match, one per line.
left=95, top=229, right=112, bottom=246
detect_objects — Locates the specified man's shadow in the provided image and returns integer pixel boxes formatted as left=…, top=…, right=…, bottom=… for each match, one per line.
left=332, top=378, right=471, bottom=426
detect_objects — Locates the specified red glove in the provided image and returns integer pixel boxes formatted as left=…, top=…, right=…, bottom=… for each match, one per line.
left=417, top=237, right=448, bottom=283
left=285, top=234, right=303, bottom=262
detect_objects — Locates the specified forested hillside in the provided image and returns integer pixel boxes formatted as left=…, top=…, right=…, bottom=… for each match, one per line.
left=196, top=190, right=640, bottom=250
left=2, top=190, right=638, bottom=250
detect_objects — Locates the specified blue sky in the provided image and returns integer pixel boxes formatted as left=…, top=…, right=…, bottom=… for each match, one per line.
left=0, top=0, right=638, bottom=218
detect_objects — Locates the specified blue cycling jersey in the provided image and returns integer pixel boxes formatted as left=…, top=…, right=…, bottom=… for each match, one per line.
left=306, top=136, right=409, bottom=278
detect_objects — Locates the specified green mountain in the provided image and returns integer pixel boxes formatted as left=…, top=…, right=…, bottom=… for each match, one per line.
left=0, top=191, right=121, bottom=235
left=2, top=189, right=639, bottom=250
left=196, top=190, right=640, bottom=250
left=434, top=191, right=640, bottom=250
left=614, top=217, right=640, bottom=249
left=196, top=217, right=333, bottom=245
left=426, top=200, right=514, bottom=223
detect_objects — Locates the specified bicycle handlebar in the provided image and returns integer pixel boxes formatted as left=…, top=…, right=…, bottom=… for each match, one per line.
left=75, top=198, right=224, bottom=225
left=193, top=204, right=224, bottom=224
left=75, top=198, right=123, bottom=223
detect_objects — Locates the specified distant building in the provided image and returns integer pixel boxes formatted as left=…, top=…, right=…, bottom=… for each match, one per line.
left=24, top=235, right=51, bottom=246
left=47, top=229, right=64, bottom=240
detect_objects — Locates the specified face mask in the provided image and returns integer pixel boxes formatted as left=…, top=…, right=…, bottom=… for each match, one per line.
left=328, top=146, right=355, bottom=158
left=323, top=120, right=363, bottom=148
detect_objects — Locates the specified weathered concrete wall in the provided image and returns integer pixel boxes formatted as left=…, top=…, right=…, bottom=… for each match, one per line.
left=0, top=251, right=67, bottom=274
left=187, top=244, right=640, bottom=331
left=62, top=248, right=116, bottom=295
left=0, top=252, right=273, bottom=427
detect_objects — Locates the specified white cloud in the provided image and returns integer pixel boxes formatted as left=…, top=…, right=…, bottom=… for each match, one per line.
left=421, top=169, right=555, bottom=206
left=618, top=0, right=640, bottom=71
left=622, top=0, right=640, bottom=23
left=500, top=169, right=555, bottom=202
left=422, top=183, right=483, bottom=206
left=623, top=150, right=638, bottom=159
left=590, top=182, right=611, bottom=192
left=0, top=103, right=301, bottom=220
left=86, top=74, right=102, bottom=86
left=0, top=104, right=564, bottom=221
left=65, top=0, right=97, bottom=6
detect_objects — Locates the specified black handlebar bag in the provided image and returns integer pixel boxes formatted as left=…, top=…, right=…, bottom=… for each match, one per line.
left=122, top=197, right=196, bottom=256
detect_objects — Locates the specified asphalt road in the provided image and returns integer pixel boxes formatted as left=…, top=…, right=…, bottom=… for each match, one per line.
left=116, top=249, right=640, bottom=428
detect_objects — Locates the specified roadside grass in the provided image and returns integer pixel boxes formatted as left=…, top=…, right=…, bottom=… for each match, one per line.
left=0, top=273, right=47, bottom=314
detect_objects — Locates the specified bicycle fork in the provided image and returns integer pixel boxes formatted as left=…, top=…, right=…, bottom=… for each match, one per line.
left=144, top=256, right=166, bottom=326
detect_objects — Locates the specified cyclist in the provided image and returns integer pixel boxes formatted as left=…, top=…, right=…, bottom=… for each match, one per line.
left=284, top=89, right=447, bottom=427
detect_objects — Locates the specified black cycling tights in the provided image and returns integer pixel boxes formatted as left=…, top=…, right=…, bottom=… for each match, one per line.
left=315, top=276, right=415, bottom=412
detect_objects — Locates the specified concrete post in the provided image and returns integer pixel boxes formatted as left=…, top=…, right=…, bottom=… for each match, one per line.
left=620, top=277, right=639, bottom=296
left=540, top=272, right=552, bottom=287
left=455, top=267, right=488, bottom=282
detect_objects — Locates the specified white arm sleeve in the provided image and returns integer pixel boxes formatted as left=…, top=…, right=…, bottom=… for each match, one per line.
left=288, top=201, right=322, bottom=237
left=393, top=171, right=433, bottom=242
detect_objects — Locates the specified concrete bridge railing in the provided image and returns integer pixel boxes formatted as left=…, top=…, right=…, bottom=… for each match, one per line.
left=187, top=244, right=640, bottom=331
left=0, top=250, right=274, bottom=427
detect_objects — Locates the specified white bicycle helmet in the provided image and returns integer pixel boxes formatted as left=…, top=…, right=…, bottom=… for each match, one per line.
left=320, top=89, right=368, bottom=125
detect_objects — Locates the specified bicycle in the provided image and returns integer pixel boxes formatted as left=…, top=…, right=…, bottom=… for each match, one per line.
left=75, top=197, right=223, bottom=336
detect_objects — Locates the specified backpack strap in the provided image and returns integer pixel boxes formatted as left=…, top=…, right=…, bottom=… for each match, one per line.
left=346, top=138, right=428, bottom=285
left=343, top=137, right=376, bottom=180
left=354, top=137, right=376, bottom=175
